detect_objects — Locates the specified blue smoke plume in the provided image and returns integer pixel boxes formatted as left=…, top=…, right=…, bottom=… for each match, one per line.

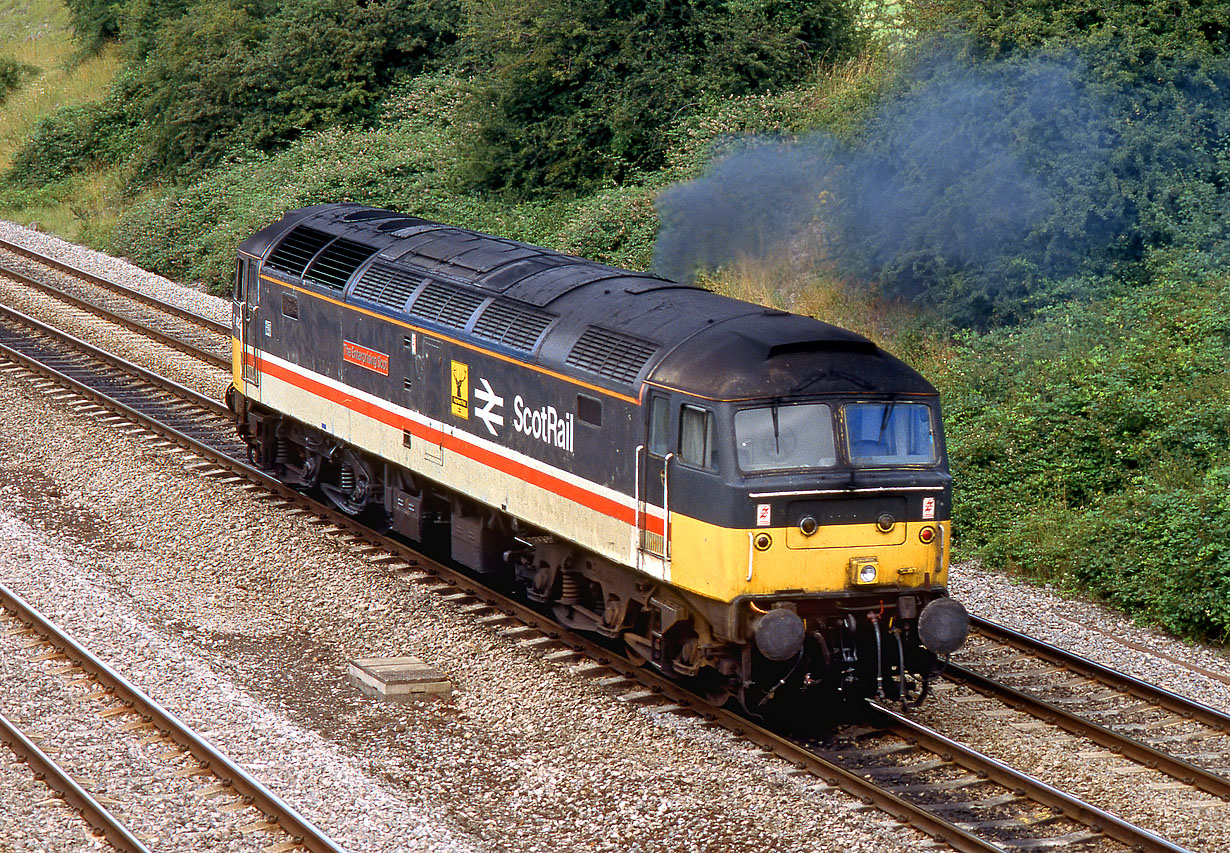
left=652, top=42, right=1119, bottom=324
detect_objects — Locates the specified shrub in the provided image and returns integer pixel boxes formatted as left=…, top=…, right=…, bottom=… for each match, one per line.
left=62, top=0, right=122, bottom=51
left=126, top=0, right=463, bottom=182
left=459, top=0, right=861, bottom=196
left=5, top=97, right=135, bottom=187
left=0, top=57, right=37, bottom=103
left=928, top=266, right=1230, bottom=640
left=109, top=75, right=665, bottom=288
left=653, top=34, right=1230, bottom=329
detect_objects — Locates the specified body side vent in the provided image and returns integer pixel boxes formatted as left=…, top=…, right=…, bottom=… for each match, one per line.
left=409, top=282, right=487, bottom=330
left=304, top=237, right=377, bottom=290
left=352, top=263, right=425, bottom=311
left=472, top=300, right=555, bottom=351
left=265, top=226, right=333, bottom=277
left=566, top=327, right=657, bottom=384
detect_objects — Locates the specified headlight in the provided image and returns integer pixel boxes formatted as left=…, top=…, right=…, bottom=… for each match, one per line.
left=851, top=558, right=879, bottom=584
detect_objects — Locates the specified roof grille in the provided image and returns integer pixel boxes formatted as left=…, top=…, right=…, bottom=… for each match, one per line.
left=566, top=327, right=657, bottom=384
left=304, top=237, right=376, bottom=290
left=472, top=300, right=554, bottom=351
left=352, top=263, right=423, bottom=311
left=265, top=226, right=333, bottom=277
left=408, top=282, right=486, bottom=330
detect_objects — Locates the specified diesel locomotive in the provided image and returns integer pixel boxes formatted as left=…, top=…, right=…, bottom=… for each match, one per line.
left=227, top=203, right=969, bottom=712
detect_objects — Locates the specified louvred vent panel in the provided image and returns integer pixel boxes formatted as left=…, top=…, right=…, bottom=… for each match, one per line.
left=265, top=226, right=333, bottom=277
left=472, top=299, right=554, bottom=351
left=352, top=263, right=423, bottom=311
left=408, top=282, right=486, bottom=330
left=566, top=327, right=657, bottom=384
left=304, top=237, right=376, bottom=290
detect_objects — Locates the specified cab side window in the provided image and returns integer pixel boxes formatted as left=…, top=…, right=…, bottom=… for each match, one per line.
left=679, top=404, right=716, bottom=470
left=233, top=260, right=245, bottom=301
left=648, top=395, right=670, bottom=455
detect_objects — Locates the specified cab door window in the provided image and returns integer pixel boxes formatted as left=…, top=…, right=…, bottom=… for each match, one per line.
left=678, top=404, right=716, bottom=470
left=233, top=259, right=245, bottom=301
left=648, top=394, right=670, bottom=455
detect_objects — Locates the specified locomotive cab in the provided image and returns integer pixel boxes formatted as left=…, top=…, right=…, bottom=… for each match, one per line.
left=638, top=318, right=968, bottom=710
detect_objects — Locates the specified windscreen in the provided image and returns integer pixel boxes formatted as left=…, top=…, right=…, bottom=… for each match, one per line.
left=845, top=401, right=937, bottom=466
left=735, top=404, right=837, bottom=471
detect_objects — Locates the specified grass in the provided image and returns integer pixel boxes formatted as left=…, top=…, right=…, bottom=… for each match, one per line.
left=0, top=0, right=123, bottom=237
left=0, top=45, right=122, bottom=172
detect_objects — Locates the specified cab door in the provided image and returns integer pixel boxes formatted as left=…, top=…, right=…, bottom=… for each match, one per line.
left=236, top=258, right=262, bottom=396
left=637, top=392, right=673, bottom=568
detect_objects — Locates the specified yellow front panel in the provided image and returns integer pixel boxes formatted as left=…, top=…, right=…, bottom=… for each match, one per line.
left=785, top=520, right=906, bottom=549
left=667, top=514, right=950, bottom=602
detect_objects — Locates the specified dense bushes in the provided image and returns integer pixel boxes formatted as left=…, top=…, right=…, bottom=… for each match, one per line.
left=0, top=57, right=36, bottom=104
left=7, top=98, right=134, bottom=186
left=62, top=0, right=123, bottom=52
left=108, top=76, right=663, bottom=288
left=654, top=33, right=1230, bottom=329
left=931, top=267, right=1230, bottom=639
left=38, top=0, right=463, bottom=186
left=460, top=0, right=861, bottom=195
left=49, top=0, right=856, bottom=195
left=126, top=0, right=462, bottom=181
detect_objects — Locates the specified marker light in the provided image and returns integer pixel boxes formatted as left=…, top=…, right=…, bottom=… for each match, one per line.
left=919, top=526, right=936, bottom=544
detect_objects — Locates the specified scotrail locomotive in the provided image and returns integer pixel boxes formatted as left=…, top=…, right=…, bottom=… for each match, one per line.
left=227, top=203, right=968, bottom=712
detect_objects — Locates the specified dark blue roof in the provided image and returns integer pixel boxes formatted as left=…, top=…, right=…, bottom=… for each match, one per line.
left=240, top=204, right=935, bottom=400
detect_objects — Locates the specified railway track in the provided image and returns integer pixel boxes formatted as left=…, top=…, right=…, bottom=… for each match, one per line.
left=0, top=237, right=230, bottom=369
left=0, top=250, right=1222, bottom=852
left=0, top=581, right=347, bottom=852
left=0, top=710, right=154, bottom=853
left=0, top=301, right=243, bottom=460
left=945, top=617, right=1230, bottom=800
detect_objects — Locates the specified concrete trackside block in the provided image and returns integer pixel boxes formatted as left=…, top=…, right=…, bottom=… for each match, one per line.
left=348, top=656, right=453, bottom=701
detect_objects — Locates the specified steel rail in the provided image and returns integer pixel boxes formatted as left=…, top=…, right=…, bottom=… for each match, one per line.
left=945, top=661, right=1230, bottom=801
left=0, top=711, right=153, bottom=853
left=869, top=701, right=1194, bottom=853
left=0, top=262, right=230, bottom=369
left=0, top=302, right=230, bottom=418
left=0, top=237, right=229, bottom=336
left=0, top=581, right=349, bottom=853
left=0, top=327, right=1006, bottom=852
left=971, top=615, right=1230, bottom=733
left=0, top=307, right=1206, bottom=853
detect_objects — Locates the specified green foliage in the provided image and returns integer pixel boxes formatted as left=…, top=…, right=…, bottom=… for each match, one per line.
left=116, top=0, right=195, bottom=60
left=121, top=0, right=462, bottom=181
left=821, top=34, right=1230, bottom=329
left=62, top=0, right=122, bottom=51
left=460, top=0, right=861, bottom=195
left=931, top=268, right=1230, bottom=639
left=945, top=0, right=1230, bottom=58
left=5, top=96, right=135, bottom=186
left=0, top=57, right=36, bottom=103
left=108, top=76, right=663, bottom=289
